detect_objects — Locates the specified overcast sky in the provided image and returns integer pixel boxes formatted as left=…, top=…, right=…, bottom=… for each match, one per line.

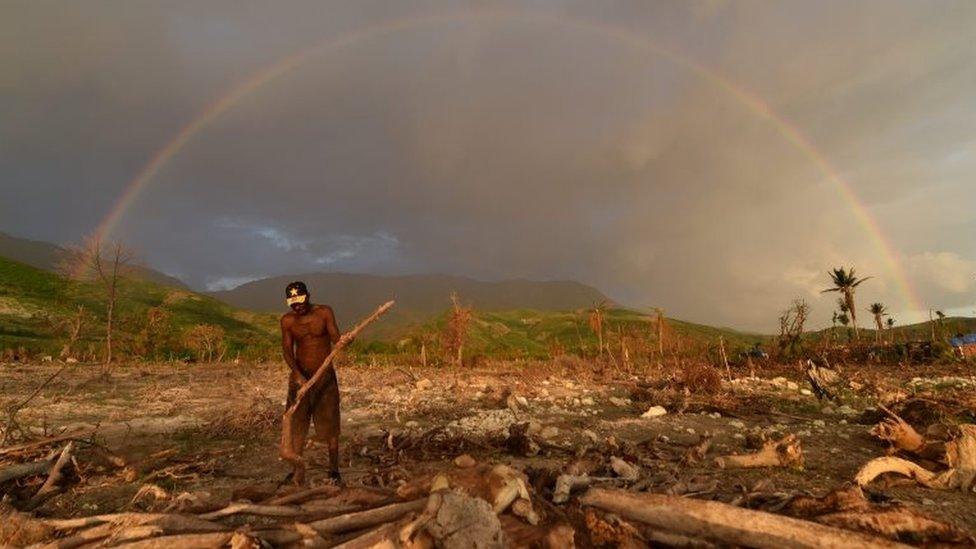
left=2, top=0, right=975, bottom=331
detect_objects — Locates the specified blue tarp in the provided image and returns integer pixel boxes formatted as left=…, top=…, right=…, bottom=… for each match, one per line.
left=950, top=333, right=976, bottom=347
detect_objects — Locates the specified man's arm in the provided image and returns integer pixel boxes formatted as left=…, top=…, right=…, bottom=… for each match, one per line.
left=322, top=305, right=341, bottom=345
left=280, top=315, right=307, bottom=382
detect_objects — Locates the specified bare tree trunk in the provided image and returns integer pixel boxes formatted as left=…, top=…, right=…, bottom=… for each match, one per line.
left=846, top=292, right=859, bottom=341
left=657, top=309, right=665, bottom=361
left=719, top=337, right=731, bottom=381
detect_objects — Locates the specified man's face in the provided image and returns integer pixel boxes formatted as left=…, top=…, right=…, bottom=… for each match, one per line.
left=287, top=288, right=310, bottom=314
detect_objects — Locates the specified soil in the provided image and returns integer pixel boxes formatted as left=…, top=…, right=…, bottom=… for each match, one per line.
left=1, top=359, right=974, bottom=540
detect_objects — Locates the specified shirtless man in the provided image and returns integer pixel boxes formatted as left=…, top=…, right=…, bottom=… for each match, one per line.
left=280, top=281, right=342, bottom=484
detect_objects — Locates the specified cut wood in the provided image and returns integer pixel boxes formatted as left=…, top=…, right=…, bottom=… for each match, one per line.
left=309, top=498, right=426, bottom=535
left=580, top=488, right=909, bottom=549
left=715, top=434, right=803, bottom=469
left=280, top=300, right=395, bottom=484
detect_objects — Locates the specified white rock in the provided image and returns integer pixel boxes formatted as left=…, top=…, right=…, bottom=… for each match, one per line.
left=728, top=420, right=746, bottom=429
left=709, top=412, right=721, bottom=419
left=786, top=381, right=799, bottom=391
left=539, top=426, right=559, bottom=440
left=641, top=406, right=668, bottom=418
left=812, top=419, right=826, bottom=427
left=800, top=388, right=813, bottom=396
left=732, top=433, right=745, bottom=440
left=581, top=397, right=595, bottom=406
left=609, top=397, right=631, bottom=407
left=405, top=420, right=420, bottom=428
left=515, top=396, right=529, bottom=408
left=582, top=429, right=599, bottom=443
left=686, top=428, right=697, bottom=435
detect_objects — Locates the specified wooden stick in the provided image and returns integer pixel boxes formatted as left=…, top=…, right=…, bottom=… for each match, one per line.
left=580, top=488, right=909, bottom=549
left=280, top=301, right=395, bottom=483
left=197, top=503, right=305, bottom=520
left=265, top=484, right=343, bottom=505
left=309, top=498, right=426, bottom=535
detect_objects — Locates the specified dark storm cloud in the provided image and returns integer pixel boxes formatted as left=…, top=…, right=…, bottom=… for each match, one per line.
left=3, top=0, right=975, bottom=330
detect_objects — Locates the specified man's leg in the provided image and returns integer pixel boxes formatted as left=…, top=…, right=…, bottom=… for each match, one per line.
left=312, top=370, right=341, bottom=482
left=283, top=377, right=314, bottom=484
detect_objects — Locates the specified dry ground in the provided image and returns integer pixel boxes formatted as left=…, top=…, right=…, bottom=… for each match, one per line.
left=1, top=358, right=975, bottom=545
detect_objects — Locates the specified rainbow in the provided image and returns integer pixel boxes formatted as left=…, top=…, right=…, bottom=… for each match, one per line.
left=89, top=8, right=924, bottom=312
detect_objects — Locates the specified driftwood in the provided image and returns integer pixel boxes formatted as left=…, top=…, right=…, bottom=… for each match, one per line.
left=715, top=434, right=803, bottom=469
left=580, top=488, right=909, bottom=549
left=280, top=300, right=395, bottom=484
left=856, top=424, right=975, bottom=492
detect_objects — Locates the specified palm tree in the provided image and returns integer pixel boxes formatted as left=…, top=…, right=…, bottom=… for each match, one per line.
left=868, top=302, right=888, bottom=343
left=886, top=317, right=896, bottom=344
left=822, top=267, right=871, bottom=341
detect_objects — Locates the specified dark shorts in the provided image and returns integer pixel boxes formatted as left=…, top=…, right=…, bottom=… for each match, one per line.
left=287, top=367, right=340, bottom=441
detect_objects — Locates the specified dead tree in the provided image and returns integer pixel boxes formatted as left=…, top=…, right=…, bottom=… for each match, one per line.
left=183, top=324, right=226, bottom=363
left=777, top=298, right=809, bottom=358
left=588, top=302, right=606, bottom=358
left=59, top=236, right=132, bottom=365
left=441, top=292, right=471, bottom=367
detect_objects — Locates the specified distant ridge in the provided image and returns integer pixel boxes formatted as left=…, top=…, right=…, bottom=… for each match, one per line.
left=0, top=231, right=187, bottom=289
left=209, top=272, right=611, bottom=333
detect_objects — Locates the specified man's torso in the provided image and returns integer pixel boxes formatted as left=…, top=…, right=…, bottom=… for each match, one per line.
left=285, top=306, right=334, bottom=374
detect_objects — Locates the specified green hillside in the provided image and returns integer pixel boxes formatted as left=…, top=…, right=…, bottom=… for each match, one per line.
left=385, top=307, right=768, bottom=361
left=0, top=256, right=277, bottom=361
left=1, top=255, right=774, bottom=363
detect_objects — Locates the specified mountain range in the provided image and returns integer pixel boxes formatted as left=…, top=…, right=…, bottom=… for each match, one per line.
left=0, top=231, right=187, bottom=289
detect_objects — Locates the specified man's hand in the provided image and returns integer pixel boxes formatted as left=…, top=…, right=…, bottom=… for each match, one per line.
left=292, top=371, right=309, bottom=385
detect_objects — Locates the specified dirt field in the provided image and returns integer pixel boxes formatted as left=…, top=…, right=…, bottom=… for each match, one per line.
left=2, top=359, right=975, bottom=546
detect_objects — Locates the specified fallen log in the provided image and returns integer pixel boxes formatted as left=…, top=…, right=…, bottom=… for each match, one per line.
left=580, top=487, right=909, bottom=549
left=280, top=300, right=395, bottom=484
left=715, top=434, right=803, bottom=469
left=309, top=498, right=426, bottom=535
left=0, top=451, right=56, bottom=484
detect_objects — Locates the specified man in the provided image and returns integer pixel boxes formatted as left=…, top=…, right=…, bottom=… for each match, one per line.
left=280, top=281, right=342, bottom=484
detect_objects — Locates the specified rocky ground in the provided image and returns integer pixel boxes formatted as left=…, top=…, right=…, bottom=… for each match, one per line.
left=1, top=359, right=975, bottom=546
